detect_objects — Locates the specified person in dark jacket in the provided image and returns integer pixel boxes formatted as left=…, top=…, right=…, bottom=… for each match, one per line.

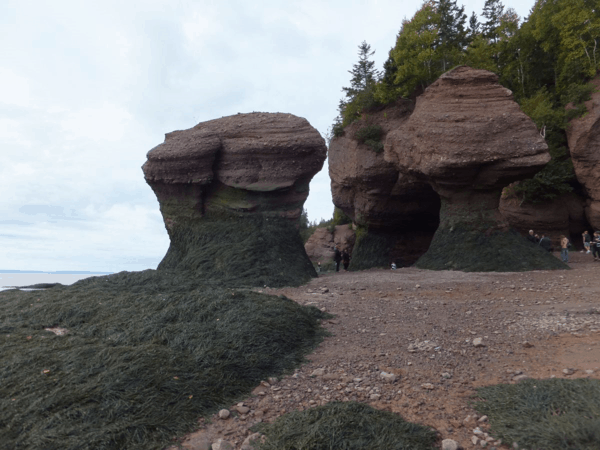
left=333, top=246, right=342, bottom=272
left=342, top=249, right=350, bottom=271
left=538, top=234, right=553, bottom=252
left=527, top=230, right=538, bottom=243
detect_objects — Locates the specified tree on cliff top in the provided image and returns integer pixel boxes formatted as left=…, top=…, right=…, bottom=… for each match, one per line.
left=333, top=41, right=381, bottom=131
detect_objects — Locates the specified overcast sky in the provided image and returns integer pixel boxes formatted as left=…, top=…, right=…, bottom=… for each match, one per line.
left=1, top=0, right=535, bottom=273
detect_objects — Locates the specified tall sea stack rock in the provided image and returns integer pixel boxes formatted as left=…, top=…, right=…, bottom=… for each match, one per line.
left=566, top=76, right=600, bottom=230
left=143, top=112, right=327, bottom=287
left=385, top=66, right=567, bottom=271
left=329, top=102, right=440, bottom=269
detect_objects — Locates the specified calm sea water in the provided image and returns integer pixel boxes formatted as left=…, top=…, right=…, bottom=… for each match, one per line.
left=0, top=273, right=111, bottom=292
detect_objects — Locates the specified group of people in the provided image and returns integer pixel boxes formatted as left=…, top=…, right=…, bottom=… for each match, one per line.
left=333, top=246, right=351, bottom=272
left=527, top=229, right=553, bottom=252
left=526, top=229, right=600, bottom=263
left=582, top=230, right=600, bottom=261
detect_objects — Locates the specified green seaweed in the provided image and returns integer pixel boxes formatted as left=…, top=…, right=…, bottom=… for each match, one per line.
left=0, top=271, right=329, bottom=450
left=474, top=378, right=600, bottom=449
left=252, top=401, right=438, bottom=450
left=416, top=226, right=569, bottom=272
left=158, top=214, right=317, bottom=288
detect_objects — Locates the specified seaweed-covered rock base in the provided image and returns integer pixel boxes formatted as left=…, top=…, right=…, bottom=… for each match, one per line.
left=158, top=213, right=316, bottom=287
left=415, top=225, right=568, bottom=272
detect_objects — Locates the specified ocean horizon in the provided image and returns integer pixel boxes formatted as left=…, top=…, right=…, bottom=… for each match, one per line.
left=0, top=271, right=113, bottom=291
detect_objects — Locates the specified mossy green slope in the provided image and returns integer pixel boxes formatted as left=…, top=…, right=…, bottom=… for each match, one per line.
left=0, top=271, right=329, bottom=450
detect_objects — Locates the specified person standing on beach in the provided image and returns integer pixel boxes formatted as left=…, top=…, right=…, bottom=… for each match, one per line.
left=560, top=235, right=570, bottom=263
left=333, top=246, right=342, bottom=272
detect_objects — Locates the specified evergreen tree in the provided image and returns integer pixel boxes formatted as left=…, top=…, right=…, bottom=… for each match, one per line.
left=436, top=0, right=468, bottom=71
left=341, top=41, right=380, bottom=101
left=467, top=11, right=480, bottom=42
left=335, top=41, right=381, bottom=129
left=481, top=0, right=505, bottom=42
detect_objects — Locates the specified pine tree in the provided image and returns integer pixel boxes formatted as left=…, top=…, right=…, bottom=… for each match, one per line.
left=341, top=41, right=380, bottom=102
left=482, top=0, right=505, bottom=42
left=334, top=41, right=381, bottom=129
left=467, top=11, right=480, bottom=41
left=436, top=0, right=467, bottom=71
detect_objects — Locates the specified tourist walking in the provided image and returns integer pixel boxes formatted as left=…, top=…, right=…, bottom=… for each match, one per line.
left=342, top=249, right=350, bottom=271
left=333, top=246, right=342, bottom=272
left=593, top=232, right=600, bottom=261
left=560, top=235, right=570, bottom=263
left=538, top=234, right=553, bottom=252
left=583, top=230, right=592, bottom=254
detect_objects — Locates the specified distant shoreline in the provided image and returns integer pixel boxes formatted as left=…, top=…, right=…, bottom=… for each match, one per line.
left=0, top=272, right=113, bottom=291
left=0, top=270, right=113, bottom=275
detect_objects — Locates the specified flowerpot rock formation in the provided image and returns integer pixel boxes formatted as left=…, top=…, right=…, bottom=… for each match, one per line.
left=566, top=76, right=600, bottom=230
left=143, top=112, right=327, bottom=287
left=329, top=101, right=440, bottom=269
left=384, top=66, right=567, bottom=271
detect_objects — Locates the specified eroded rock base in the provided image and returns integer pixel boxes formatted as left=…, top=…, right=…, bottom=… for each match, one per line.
left=349, top=229, right=434, bottom=271
left=415, top=226, right=569, bottom=272
left=158, top=214, right=317, bottom=287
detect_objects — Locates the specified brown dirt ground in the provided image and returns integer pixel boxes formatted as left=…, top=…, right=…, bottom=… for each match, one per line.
left=172, top=251, right=600, bottom=450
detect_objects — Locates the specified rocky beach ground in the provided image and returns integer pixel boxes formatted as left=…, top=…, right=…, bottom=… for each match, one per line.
left=172, top=251, right=600, bottom=450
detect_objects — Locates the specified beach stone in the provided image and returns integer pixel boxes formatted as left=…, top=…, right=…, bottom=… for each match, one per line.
left=442, top=439, right=459, bottom=450
left=473, top=338, right=485, bottom=347
left=512, top=374, right=529, bottom=382
left=311, top=368, right=325, bottom=377
left=380, top=371, right=397, bottom=383
left=236, top=405, right=250, bottom=414
left=241, top=432, right=263, bottom=450
left=563, top=368, right=575, bottom=375
left=212, top=439, right=233, bottom=450
left=218, top=409, right=230, bottom=419
left=182, top=433, right=211, bottom=450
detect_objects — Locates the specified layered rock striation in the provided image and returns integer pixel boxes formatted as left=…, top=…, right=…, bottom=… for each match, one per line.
left=384, top=66, right=567, bottom=271
left=143, top=112, right=327, bottom=286
left=566, top=76, right=600, bottom=230
left=329, top=102, right=440, bottom=268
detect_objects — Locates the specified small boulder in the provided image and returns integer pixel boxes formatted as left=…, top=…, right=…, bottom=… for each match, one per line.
left=218, top=409, right=230, bottom=420
left=442, top=439, right=459, bottom=450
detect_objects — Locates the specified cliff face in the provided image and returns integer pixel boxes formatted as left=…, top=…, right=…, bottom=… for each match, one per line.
left=566, top=76, right=600, bottom=230
left=383, top=67, right=566, bottom=271
left=328, top=102, right=440, bottom=268
left=332, top=66, right=566, bottom=271
left=143, top=112, right=327, bottom=287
